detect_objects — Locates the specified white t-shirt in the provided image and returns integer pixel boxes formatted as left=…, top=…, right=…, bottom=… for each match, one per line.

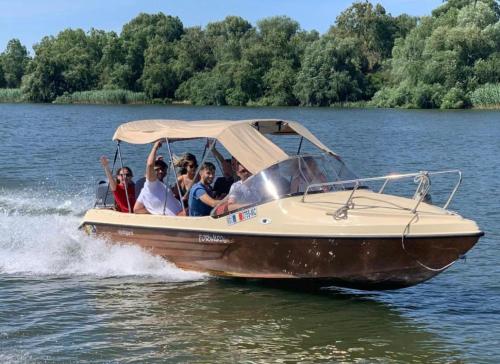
left=137, top=180, right=182, bottom=216
left=228, top=180, right=259, bottom=205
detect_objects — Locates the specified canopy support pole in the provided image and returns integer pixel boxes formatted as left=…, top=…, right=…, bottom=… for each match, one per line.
left=98, top=146, right=119, bottom=208
left=117, top=141, right=132, bottom=213
left=165, top=138, right=184, bottom=213
left=296, top=136, right=304, bottom=155
left=184, top=138, right=217, bottom=199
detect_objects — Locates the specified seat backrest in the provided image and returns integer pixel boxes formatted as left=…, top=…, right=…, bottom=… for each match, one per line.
left=95, top=181, right=115, bottom=207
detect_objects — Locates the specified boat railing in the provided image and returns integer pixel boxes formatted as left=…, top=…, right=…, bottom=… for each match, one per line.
left=302, top=169, right=462, bottom=217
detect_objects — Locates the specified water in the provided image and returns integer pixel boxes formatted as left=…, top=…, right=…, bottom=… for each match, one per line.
left=0, top=104, right=499, bottom=363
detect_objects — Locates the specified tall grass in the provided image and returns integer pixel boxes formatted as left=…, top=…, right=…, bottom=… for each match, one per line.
left=0, top=88, right=24, bottom=103
left=470, top=83, right=500, bottom=108
left=53, top=89, right=148, bottom=104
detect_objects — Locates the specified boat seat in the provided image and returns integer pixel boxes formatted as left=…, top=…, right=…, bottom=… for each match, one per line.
left=95, top=180, right=115, bottom=207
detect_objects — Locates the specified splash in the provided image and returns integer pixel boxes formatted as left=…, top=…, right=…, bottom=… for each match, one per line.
left=0, top=188, right=206, bottom=282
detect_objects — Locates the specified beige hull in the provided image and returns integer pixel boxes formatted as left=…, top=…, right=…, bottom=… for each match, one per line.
left=81, top=190, right=482, bottom=289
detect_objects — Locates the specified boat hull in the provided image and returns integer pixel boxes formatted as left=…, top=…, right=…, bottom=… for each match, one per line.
left=82, top=222, right=481, bottom=290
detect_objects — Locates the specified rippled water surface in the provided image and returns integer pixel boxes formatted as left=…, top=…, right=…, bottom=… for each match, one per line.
left=0, top=104, right=499, bottom=363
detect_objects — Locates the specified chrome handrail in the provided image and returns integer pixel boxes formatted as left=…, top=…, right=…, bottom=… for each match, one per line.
left=302, top=169, right=462, bottom=217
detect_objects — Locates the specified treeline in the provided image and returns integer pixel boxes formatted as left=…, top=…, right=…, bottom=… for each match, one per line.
left=0, top=0, right=499, bottom=108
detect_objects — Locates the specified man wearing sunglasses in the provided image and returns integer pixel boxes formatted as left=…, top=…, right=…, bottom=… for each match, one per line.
left=134, top=141, right=182, bottom=216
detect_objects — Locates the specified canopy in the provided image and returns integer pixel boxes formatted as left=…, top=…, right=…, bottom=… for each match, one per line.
left=112, top=119, right=338, bottom=174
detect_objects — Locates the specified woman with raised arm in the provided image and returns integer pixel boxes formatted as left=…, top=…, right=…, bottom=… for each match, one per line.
left=99, top=156, right=135, bottom=213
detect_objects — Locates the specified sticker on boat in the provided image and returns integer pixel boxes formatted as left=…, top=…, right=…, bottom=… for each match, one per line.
left=198, top=234, right=230, bottom=244
left=226, top=207, right=257, bottom=225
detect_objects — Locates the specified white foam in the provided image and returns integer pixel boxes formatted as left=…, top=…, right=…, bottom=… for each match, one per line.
left=0, top=189, right=206, bottom=282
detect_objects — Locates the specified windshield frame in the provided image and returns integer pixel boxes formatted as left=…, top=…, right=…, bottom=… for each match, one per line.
left=210, top=153, right=359, bottom=218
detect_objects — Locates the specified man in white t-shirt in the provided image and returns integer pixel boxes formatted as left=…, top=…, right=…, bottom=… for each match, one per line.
left=134, top=141, right=182, bottom=216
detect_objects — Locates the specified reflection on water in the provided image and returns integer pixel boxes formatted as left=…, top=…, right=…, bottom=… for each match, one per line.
left=0, top=276, right=461, bottom=363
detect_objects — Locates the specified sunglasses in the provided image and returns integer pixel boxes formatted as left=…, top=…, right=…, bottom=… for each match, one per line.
left=119, top=173, right=131, bottom=177
left=154, top=168, right=166, bottom=172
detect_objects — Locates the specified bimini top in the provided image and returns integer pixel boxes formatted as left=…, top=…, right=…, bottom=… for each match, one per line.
left=113, top=119, right=337, bottom=174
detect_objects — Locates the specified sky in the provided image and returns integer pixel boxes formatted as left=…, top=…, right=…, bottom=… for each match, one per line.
left=0, top=0, right=444, bottom=53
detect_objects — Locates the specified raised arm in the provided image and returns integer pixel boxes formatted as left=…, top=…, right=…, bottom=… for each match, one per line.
left=146, top=141, right=162, bottom=182
left=210, top=143, right=232, bottom=174
left=100, top=156, right=117, bottom=191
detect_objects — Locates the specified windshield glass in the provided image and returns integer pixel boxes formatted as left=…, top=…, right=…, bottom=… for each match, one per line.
left=212, top=153, right=358, bottom=217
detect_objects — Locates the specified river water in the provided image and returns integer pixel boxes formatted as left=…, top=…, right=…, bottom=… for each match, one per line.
left=0, top=104, right=498, bottom=363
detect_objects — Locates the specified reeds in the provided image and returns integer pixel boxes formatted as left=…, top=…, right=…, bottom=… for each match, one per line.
left=53, top=90, right=148, bottom=104
left=470, top=84, right=500, bottom=108
left=0, top=88, right=24, bottom=103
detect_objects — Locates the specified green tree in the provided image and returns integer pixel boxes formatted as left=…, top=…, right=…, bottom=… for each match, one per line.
left=176, top=60, right=260, bottom=105
left=140, top=37, right=178, bottom=99
left=97, top=32, right=130, bottom=89
left=374, top=0, right=500, bottom=108
left=260, top=59, right=298, bottom=105
left=22, top=29, right=102, bottom=102
left=120, top=13, right=183, bottom=90
left=171, top=27, right=215, bottom=83
left=0, top=62, right=5, bottom=88
left=205, top=16, right=253, bottom=63
left=1, top=39, right=30, bottom=88
left=294, top=36, right=368, bottom=106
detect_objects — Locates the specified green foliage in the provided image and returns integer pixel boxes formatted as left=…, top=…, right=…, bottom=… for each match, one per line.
left=330, top=2, right=417, bottom=71
left=441, top=87, right=470, bottom=109
left=0, top=88, right=24, bottom=102
left=4, top=2, right=497, bottom=108
left=176, top=60, right=260, bottom=106
left=53, top=89, right=147, bottom=104
left=380, top=0, right=500, bottom=108
left=140, top=38, right=178, bottom=99
left=121, top=13, right=184, bottom=90
left=206, top=16, right=253, bottom=63
left=22, top=29, right=104, bottom=102
left=470, top=83, right=500, bottom=107
left=0, top=39, right=30, bottom=88
left=371, top=82, right=445, bottom=108
left=0, top=63, right=5, bottom=88
left=294, top=36, right=367, bottom=106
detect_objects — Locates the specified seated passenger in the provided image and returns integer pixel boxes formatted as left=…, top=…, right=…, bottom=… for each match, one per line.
left=213, top=158, right=234, bottom=198
left=99, top=156, right=135, bottom=213
left=172, top=153, right=198, bottom=206
left=265, top=164, right=290, bottom=197
left=227, top=163, right=257, bottom=211
left=135, top=156, right=165, bottom=200
left=290, top=157, right=328, bottom=193
left=134, top=141, right=182, bottom=216
left=188, top=162, right=219, bottom=216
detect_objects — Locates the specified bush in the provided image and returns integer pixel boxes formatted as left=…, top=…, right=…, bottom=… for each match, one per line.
left=53, top=89, right=148, bottom=104
left=412, top=83, right=444, bottom=109
left=440, top=87, right=470, bottom=109
left=370, top=84, right=413, bottom=108
left=470, top=83, right=500, bottom=108
left=371, top=83, right=445, bottom=108
left=0, top=88, right=24, bottom=103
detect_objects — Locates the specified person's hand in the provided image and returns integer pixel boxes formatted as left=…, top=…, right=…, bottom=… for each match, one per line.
left=153, top=140, right=162, bottom=149
left=100, top=156, right=109, bottom=167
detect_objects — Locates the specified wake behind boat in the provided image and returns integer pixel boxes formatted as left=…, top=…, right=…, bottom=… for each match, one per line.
left=80, top=119, right=483, bottom=290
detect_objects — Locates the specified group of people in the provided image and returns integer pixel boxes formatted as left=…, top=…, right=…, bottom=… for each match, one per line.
left=99, top=141, right=252, bottom=217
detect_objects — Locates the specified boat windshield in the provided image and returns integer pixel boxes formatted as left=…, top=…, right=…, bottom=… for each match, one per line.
left=211, top=153, right=358, bottom=217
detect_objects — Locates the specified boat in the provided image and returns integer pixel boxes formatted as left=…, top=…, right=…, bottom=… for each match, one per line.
left=80, top=119, right=483, bottom=290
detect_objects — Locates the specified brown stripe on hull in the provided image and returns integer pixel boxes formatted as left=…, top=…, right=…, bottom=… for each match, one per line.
left=83, top=223, right=480, bottom=290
